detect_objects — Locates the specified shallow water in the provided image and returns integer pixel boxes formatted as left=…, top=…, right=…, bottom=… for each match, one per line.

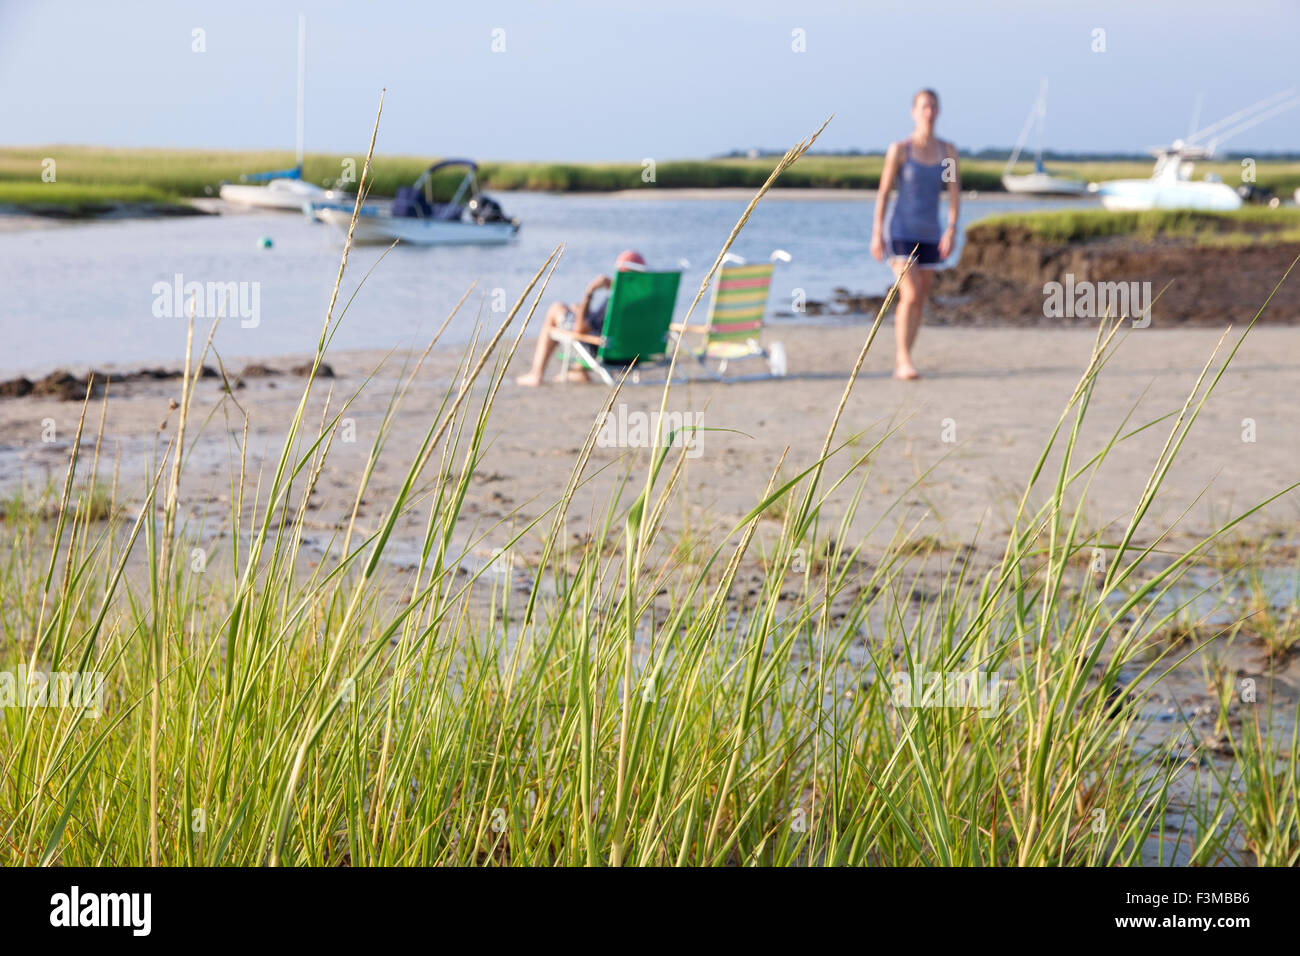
left=0, top=192, right=1094, bottom=375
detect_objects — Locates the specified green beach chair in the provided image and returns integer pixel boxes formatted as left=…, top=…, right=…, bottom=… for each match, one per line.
left=672, top=250, right=790, bottom=380
left=553, top=269, right=682, bottom=385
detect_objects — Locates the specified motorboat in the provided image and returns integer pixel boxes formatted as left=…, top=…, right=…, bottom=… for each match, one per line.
left=1093, top=89, right=1299, bottom=212
left=1091, top=145, right=1242, bottom=211
left=310, top=160, right=519, bottom=245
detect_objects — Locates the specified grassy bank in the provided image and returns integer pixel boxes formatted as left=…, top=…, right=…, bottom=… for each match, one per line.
left=2, top=131, right=1297, bottom=867
left=971, top=207, right=1300, bottom=246
left=0, top=181, right=196, bottom=216
left=5, top=145, right=1300, bottom=209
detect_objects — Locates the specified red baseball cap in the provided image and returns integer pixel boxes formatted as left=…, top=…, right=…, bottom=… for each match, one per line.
left=615, top=249, right=646, bottom=271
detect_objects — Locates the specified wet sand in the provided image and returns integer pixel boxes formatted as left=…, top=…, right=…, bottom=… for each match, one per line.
left=2, top=324, right=1295, bottom=556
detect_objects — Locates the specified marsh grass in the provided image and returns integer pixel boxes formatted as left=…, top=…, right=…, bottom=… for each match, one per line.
left=0, top=147, right=996, bottom=200
left=0, top=181, right=189, bottom=214
left=973, top=207, right=1300, bottom=245
left=9, top=146, right=1300, bottom=206
left=2, top=116, right=1298, bottom=867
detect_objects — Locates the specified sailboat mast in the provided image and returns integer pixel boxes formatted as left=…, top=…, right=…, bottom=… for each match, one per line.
left=1034, top=78, right=1047, bottom=167
left=296, top=13, right=306, bottom=170
left=1005, top=77, right=1049, bottom=176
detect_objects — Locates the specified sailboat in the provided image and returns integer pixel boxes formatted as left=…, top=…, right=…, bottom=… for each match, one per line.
left=218, top=15, right=346, bottom=211
left=1001, top=80, right=1087, bottom=196
left=1093, top=89, right=1300, bottom=212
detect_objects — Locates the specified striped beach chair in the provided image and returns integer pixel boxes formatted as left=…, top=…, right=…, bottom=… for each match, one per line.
left=673, top=250, right=789, bottom=379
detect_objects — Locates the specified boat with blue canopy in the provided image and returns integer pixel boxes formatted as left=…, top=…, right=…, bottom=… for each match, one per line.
left=309, top=159, right=519, bottom=245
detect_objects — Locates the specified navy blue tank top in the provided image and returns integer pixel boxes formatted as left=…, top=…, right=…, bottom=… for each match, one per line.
left=887, top=140, right=945, bottom=243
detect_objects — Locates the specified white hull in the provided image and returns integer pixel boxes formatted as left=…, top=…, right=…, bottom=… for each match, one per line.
left=1095, top=178, right=1242, bottom=212
left=1001, top=172, right=1087, bottom=196
left=314, top=207, right=518, bottom=245
left=1090, top=90, right=1298, bottom=213
left=219, top=179, right=344, bottom=211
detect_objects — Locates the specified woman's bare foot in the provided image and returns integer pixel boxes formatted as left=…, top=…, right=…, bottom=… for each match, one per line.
left=553, top=369, right=590, bottom=383
left=516, top=371, right=543, bottom=387
left=893, top=363, right=920, bottom=380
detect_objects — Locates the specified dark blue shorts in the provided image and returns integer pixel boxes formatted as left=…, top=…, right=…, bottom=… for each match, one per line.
left=888, top=238, right=944, bottom=266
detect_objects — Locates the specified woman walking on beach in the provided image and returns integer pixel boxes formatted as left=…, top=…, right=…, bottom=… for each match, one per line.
left=870, top=88, right=961, bottom=379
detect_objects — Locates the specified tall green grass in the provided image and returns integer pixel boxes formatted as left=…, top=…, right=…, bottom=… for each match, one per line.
left=2, top=117, right=1298, bottom=866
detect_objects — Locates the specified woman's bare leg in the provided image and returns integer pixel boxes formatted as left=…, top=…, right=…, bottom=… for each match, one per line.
left=516, top=302, right=571, bottom=386
left=902, top=269, right=934, bottom=367
left=891, top=264, right=922, bottom=379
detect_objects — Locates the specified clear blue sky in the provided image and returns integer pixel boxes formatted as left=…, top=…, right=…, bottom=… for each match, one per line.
left=2, top=0, right=1296, bottom=159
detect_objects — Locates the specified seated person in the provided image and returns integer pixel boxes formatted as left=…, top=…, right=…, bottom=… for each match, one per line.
left=515, top=249, right=646, bottom=386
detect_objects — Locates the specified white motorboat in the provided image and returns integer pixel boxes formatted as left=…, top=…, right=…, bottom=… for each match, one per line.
left=1001, top=79, right=1087, bottom=196
left=1091, top=146, right=1242, bottom=211
left=310, top=160, right=519, bottom=246
left=313, top=208, right=518, bottom=245
left=1093, top=88, right=1299, bottom=212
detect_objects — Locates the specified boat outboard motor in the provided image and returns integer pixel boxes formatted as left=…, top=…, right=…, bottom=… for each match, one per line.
left=468, top=195, right=508, bottom=223
left=1236, top=183, right=1275, bottom=205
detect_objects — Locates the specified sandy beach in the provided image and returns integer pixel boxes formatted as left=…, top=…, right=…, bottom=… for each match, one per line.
left=4, top=322, right=1296, bottom=565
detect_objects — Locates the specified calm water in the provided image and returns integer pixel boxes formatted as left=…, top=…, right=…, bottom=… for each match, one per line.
left=0, top=192, right=1095, bottom=375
